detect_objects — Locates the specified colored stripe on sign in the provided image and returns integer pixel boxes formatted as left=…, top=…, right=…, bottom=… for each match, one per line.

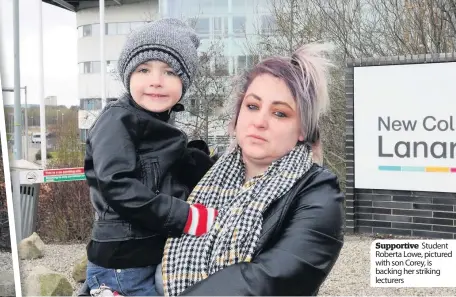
left=425, top=167, right=450, bottom=173
left=379, top=166, right=456, bottom=173
left=401, top=166, right=425, bottom=172
left=378, top=166, right=401, bottom=171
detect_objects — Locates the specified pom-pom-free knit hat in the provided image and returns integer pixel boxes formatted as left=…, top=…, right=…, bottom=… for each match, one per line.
left=117, top=18, right=200, bottom=99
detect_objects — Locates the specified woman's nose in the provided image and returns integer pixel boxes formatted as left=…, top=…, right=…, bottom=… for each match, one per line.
left=252, top=111, right=268, bottom=129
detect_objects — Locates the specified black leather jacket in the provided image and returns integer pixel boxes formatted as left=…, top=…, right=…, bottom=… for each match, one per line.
left=84, top=95, right=212, bottom=244
left=180, top=164, right=345, bottom=296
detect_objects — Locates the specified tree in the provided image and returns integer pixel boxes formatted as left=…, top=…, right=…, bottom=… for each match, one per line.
left=244, top=0, right=347, bottom=189
left=174, top=39, right=234, bottom=147
left=48, top=108, right=84, bottom=168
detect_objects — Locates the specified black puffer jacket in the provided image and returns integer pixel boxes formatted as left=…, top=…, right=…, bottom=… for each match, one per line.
left=84, top=95, right=214, bottom=244
left=180, top=164, right=345, bottom=296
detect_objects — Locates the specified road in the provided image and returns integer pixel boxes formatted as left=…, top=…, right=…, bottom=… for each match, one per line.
left=9, top=135, right=56, bottom=162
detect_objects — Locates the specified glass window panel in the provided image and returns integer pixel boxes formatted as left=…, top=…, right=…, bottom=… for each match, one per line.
left=214, top=56, right=229, bottom=76
left=236, top=55, right=246, bottom=73
left=130, top=22, right=145, bottom=32
left=84, top=62, right=91, bottom=73
left=83, top=25, right=92, bottom=37
left=213, top=0, right=228, bottom=12
left=233, top=16, right=246, bottom=34
left=92, top=23, right=100, bottom=36
left=106, top=60, right=117, bottom=73
left=106, top=23, right=117, bottom=35
left=261, top=15, right=277, bottom=34
left=199, top=0, right=213, bottom=14
left=195, top=18, right=210, bottom=35
left=118, top=22, right=130, bottom=34
left=231, top=0, right=246, bottom=13
left=92, top=61, right=101, bottom=73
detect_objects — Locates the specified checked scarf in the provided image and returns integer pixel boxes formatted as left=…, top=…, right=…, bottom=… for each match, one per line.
left=161, top=143, right=313, bottom=296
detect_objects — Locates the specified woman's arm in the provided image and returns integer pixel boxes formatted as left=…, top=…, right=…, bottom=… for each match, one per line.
left=179, top=168, right=345, bottom=296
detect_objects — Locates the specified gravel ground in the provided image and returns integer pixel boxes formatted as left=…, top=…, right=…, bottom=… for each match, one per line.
left=18, top=235, right=456, bottom=296
left=19, top=244, right=86, bottom=296
left=0, top=251, right=15, bottom=297
left=0, top=252, right=13, bottom=272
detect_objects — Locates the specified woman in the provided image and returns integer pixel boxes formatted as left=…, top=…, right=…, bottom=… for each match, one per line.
left=158, top=43, right=345, bottom=296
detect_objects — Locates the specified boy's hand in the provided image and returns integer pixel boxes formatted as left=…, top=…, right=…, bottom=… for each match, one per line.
left=184, top=203, right=219, bottom=236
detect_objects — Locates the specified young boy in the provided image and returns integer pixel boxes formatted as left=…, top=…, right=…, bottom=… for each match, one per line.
left=83, top=18, right=217, bottom=296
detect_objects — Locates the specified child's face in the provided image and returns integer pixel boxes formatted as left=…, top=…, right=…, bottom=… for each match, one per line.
left=129, top=60, right=183, bottom=113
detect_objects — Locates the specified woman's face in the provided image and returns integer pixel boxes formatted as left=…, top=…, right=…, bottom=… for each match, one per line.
left=235, top=73, right=304, bottom=166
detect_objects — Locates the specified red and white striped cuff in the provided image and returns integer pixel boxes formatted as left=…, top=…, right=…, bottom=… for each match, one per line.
left=184, top=203, right=218, bottom=236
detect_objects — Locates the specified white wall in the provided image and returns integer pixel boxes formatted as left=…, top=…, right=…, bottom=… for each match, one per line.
left=77, top=1, right=159, bottom=101
left=77, top=1, right=159, bottom=26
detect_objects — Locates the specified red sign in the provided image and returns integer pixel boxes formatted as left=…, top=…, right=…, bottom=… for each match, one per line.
left=43, top=167, right=84, bottom=176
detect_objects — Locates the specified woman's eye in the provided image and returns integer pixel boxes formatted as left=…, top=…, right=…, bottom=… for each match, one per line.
left=247, top=104, right=259, bottom=110
left=138, top=68, right=148, bottom=73
left=165, top=70, right=176, bottom=76
left=274, top=111, right=287, bottom=118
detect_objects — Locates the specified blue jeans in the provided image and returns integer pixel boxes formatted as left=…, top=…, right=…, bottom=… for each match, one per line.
left=86, top=261, right=158, bottom=296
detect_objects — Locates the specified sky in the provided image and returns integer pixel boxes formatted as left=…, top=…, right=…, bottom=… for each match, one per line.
left=1, top=0, right=78, bottom=107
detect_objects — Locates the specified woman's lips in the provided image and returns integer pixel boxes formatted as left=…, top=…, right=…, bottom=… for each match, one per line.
left=248, top=134, right=267, bottom=141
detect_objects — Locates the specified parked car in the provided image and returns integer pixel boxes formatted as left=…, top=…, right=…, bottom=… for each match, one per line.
left=31, top=133, right=42, bottom=143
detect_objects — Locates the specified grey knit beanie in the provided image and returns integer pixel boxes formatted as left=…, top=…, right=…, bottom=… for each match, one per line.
left=117, top=18, right=200, bottom=98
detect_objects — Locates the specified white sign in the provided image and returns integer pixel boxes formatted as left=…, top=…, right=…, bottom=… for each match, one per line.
left=371, top=240, right=456, bottom=287
left=354, top=62, right=456, bottom=193
left=19, top=170, right=44, bottom=184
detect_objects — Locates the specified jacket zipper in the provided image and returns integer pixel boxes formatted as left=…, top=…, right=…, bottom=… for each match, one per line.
left=152, top=162, right=160, bottom=194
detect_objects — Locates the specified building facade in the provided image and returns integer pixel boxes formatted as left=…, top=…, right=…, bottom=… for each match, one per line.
left=44, top=96, right=58, bottom=106
left=76, top=0, right=275, bottom=144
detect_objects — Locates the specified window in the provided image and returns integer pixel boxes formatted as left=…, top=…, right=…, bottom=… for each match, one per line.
left=188, top=97, right=200, bottom=115
left=199, top=0, right=214, bottom=14
left=233, top=16, right=246, bottom=35
left=213, top=17, right=228, bottom=36
left=261, top=15, right=277, bottom=35
left=232, top=0, right=246, bottom=13
left=236, top=56, right=246, bottom=74
left=92, top=61, right=101, bottom=73
left=130, top=21, right=146, bottom=32
left=213, top=0, right=228, bottom=12
left=106, top=60, right=117, bottom=73
left=83, top=62, right=92, bottom=74
left=214, top=56, right=229, bottom=76
left=195, top=18, right=210, bottom=36
left=80, top=98, right=102, bottom=110
left=236, top=55, right=259, bottom=74
left=83, top=25, right=92, bottom=37
left=92, top=23, right=100, bottom=36
left=246, top=55, right=259, bottom=69
left=117, top=22, right=131, bottom=34
left=80, top=129, right=88, bottom=142
left=106, top=23, right=117, bottom=35
left=79, top=62, right=103, bottom=74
